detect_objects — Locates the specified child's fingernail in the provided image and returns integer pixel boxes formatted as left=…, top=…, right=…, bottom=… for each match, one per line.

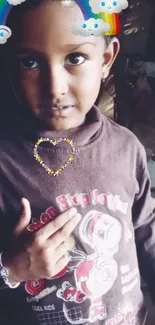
left=70, top=207, right=77, bottom=215
left=76, top=213, right=82, bottom=222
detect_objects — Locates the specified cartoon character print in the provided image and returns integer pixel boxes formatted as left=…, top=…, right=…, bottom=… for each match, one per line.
left=57, top=210, right=122, bottom=323
left=57, top=281, right=87, bottom=303
left=25, top=207, right=122, bottom=323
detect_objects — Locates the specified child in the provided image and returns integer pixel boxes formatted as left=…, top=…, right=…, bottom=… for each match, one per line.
left=0, top=1, right=154, bottom=325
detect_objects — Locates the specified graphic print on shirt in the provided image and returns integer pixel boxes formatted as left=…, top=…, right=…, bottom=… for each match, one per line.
left=23, top=191, right=145, bottom=324
left=124, top=221, right=132, bottom=242
left=25, top=190, right=128, bottom=298
left=56, top=210, right=123, bottom=323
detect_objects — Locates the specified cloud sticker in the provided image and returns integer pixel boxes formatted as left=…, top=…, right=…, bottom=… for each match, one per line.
left=6, top=0, right=26, bottom=5
left=61, top=0, right=74, bottom=6
left=0, top=26, right=12, bottom=44
left=71, top=18, right=110, bottom=37
left=89, top=0, right=129, bottom=14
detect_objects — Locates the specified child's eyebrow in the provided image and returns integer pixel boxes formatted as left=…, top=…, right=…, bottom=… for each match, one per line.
left=12, top=47, right=43, bottom=55
left=13, top=42, right=97, bottom=55
left=65, top=42, right=97, bottom=50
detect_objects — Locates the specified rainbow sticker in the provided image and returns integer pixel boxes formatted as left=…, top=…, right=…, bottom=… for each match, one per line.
left=0, top=0, right=26, bottom=26
left=0, top=0, right=129, bottom=44
left=0, top=0, right=12, bottom=25
left=75, top=0, right=120, bottom=35
left=95, top=12, right=120, bottom=35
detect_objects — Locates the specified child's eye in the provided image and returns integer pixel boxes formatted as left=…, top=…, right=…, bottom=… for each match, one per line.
left=19, top=57, right=39, bottom=69
left=66, top=53, right=86, bottom=66
left=101, top=1, right=105, bottom=6
left=113, top=1, right=117, bottom=5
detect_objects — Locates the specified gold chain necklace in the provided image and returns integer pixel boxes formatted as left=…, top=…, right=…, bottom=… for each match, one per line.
left=33, top=137, right=76, bottom=177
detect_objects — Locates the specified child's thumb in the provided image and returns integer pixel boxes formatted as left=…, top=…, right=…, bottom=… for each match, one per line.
left=13, top=198, right=31, bottom=237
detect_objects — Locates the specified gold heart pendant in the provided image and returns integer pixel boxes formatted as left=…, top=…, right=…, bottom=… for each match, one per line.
left=33, top=137, right=76, bottom=176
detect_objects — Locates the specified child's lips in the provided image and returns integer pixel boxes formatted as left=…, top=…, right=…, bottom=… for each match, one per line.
left=41, top=105, right=75, bottom=118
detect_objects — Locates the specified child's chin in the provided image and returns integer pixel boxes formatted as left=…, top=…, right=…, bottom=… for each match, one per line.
left=35, top=110, right=86, bottom=130
left=40, top=117, right=74, bottom=131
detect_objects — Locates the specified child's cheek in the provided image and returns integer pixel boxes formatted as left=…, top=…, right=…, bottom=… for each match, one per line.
left=18, top=75, right=41, bottom=108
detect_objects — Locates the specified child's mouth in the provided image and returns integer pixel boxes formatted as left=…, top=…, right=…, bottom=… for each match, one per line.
left=51, top=106, right=72, bottom=110
left=41, top=105, right=75, bottom=118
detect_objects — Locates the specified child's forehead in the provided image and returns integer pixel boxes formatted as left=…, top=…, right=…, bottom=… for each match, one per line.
left=9, top=1, right=83, bottom=34
left=8, top=1, right=105, bottom=51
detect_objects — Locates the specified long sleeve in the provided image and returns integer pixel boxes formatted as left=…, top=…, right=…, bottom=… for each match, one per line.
left=132, top=141, right=155, bottom=302
left=0, top=115, right=153, bottom=324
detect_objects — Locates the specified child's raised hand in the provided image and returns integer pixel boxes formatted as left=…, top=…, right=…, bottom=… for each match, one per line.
left=2, top=198, right=81, bottom=285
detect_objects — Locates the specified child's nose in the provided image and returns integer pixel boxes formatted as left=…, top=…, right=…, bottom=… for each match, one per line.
left=42, top=65, right=69, bottom=99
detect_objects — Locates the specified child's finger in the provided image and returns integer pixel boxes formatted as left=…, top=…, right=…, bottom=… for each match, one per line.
left=13, top=198, right=31, bottom=237
left=36, top=208, right=80, bottom=244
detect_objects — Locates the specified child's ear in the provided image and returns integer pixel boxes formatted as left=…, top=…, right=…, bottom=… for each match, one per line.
left=102, top=37, right=120, bottom=80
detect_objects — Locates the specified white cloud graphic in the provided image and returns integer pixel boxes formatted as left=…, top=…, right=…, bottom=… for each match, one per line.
left=6, top=0, right=26, bottom=5
left=0, top=26, right=12, bottom=44
left=71, top=18, right=110, bottom=37
left=89, top=0, right=129, bottom=14
left=61, top=0, right=74, bottom=6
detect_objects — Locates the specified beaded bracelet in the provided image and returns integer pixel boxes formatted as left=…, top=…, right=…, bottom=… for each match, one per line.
left=0, top=252, right=20, bottom=289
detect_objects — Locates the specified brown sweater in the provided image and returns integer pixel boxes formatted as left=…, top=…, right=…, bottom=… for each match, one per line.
left=0, top=106, right=155, bottom=325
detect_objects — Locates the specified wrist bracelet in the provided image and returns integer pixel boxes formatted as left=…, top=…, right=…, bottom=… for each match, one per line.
left=0, top=252, right=20, bottom=289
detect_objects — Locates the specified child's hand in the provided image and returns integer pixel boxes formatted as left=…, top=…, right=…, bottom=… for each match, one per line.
left=2, top=198, right=81, bottom=285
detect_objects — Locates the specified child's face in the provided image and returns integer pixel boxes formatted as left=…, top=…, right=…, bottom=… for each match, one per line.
left=7, top=1, right=119, bottom=131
